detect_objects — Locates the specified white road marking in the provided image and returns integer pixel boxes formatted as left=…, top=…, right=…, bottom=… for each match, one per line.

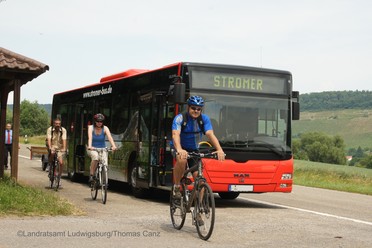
left=239, top=197, right=372, bottom=226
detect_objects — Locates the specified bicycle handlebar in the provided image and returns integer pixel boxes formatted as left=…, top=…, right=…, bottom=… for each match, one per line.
left=186, top=151, right=218, bottom=159
left=88, top=147, right=113, bottom=152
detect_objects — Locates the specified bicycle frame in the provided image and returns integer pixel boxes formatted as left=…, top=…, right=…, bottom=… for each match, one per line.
left=90, top=148, right=111, bottom=204
left=170, top=150, right=217, bottom=240
left=180, top=159, right=206, bottom=214
left=48, top=150, right=62, bottom=191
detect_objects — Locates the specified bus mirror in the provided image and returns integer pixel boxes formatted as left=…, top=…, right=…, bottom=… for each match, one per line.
left=173, top=83, right=186, bottom=103
left=292, top=91, right=299, bottom=103
left=292, top=102, right=300, bottom=120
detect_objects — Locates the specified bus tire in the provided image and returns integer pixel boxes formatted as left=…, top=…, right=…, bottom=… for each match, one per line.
left=129, top=164, right=149, bottom=198
left=218, top=192, right=240, bottom=200
left=68, top=170, right=81, bottom=182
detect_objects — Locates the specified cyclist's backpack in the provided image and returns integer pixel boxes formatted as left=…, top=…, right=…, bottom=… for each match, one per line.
left=181, top=112, right=205, bottom=135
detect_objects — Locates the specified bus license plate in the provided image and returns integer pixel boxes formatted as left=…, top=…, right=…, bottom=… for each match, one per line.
left=229, top=185, right=253, bottom=192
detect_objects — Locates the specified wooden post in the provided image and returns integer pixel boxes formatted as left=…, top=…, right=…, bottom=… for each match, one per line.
left=11, top=79, right=21, bottom=181
left=0, top=89, right=8, bottom=178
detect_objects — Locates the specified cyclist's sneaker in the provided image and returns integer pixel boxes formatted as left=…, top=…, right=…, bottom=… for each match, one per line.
left=196, top=213, right=204, bottom=226
left=89, top=175, right=94, bottom=183
left=173, top=186, right=182, bottom=199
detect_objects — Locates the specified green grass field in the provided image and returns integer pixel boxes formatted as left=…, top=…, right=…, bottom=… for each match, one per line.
left=0, top=176, right=83, bottom=216
left=294, top=160, right=372, bottom=195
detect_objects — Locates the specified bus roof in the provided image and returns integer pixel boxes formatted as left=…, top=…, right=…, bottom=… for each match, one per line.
left=99, top=62, right=182, bottom=83
left=54, top=62, right=291, bottom=96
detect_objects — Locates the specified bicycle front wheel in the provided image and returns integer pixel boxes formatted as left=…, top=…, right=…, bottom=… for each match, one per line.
left=195, top=183, right=215, bottom=241
left=101, top=167, right=108, bottom=204
left=170, top=184, right=186, bottom=230
left=49, top=164, right=55, bottom=189
left=91, top=170, right=98, bottom=200
left=55, top=162, right=61, bottom=191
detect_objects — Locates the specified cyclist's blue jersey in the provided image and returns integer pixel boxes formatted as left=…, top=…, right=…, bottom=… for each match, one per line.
left=172, top=113, right=213, bottom=151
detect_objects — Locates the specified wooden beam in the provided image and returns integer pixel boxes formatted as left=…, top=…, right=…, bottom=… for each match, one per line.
left=11, top=79, right=21, bottom=181
left=0, top=88, right=8, bottom=178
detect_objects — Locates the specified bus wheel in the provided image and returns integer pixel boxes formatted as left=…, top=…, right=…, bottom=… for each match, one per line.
left=218, top=192, right=240, bottom=200
left=68, top=170, right=80, bottom=182
left=129, top=165, right=148, bottom=198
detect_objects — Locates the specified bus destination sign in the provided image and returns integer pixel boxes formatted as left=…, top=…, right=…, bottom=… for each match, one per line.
left=190, top=69, right=289, bottom=95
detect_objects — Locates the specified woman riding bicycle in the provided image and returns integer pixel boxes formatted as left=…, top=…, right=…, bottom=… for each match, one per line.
left=171, top=96, right=225, bottom=199
left=87, top=113, right=117, bottom=183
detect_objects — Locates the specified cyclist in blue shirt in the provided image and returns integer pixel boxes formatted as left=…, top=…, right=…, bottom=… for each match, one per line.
left=171, top=96, right=225, bottom=199
left=87, top=113, right=117, bottom=183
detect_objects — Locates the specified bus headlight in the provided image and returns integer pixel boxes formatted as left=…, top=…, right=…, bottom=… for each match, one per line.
left=281, top=173, right=292, bottom=180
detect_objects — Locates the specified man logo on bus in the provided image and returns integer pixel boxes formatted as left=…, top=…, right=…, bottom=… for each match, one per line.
left=234, top=173, right=249, bottom=183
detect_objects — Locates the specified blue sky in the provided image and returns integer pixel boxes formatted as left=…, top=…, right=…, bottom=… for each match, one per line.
left=1, top=0, right=371, bottom=103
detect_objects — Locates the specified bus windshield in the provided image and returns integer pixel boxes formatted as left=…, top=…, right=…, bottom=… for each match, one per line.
left=191, top=93, right=290, bottom=153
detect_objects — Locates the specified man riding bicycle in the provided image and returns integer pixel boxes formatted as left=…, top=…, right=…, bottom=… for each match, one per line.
left=171, top=95, right=225, bottom=199
left=46, top=117, right=67, bottom=187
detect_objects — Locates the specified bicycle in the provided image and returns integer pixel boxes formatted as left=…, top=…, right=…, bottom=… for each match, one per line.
left=48, top=149, right=64, bottom=191
left=90, top=147, right=112, bottom=204
left=170, top=149, right=218, bottom=240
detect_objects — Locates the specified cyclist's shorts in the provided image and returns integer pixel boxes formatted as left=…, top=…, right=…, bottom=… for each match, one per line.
left=50, top=146, right=66, bottom=159
left=171, top=148, right=199, bottom=170
left=87, top=149, right=108, bottom=165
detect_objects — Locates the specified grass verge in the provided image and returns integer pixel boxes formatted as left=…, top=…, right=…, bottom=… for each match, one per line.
left=0, top=176, right=82, bottom=217
left=294, top=160, right=372, bottom=195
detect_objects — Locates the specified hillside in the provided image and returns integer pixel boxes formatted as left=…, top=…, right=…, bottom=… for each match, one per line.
left=292, top=109, right=372, bottom=149
left=294, top=91, right=372, bottom=149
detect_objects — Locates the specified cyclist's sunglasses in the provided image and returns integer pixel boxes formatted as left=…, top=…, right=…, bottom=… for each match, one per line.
left=190, top=106, right=202, bottom=112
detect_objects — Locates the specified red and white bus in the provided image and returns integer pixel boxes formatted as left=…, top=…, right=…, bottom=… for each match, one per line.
left=52, top=62, right=300, bottom=199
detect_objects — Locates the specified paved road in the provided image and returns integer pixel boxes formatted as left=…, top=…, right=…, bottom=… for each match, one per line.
left=0, top=144, right=371, bottom=248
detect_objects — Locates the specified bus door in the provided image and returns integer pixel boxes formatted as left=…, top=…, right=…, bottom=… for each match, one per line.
left=134, top=92, right=153, bottom=189
left=150, top=93, right=174, bottom=187
left=65, top=103, right=86, bottom=178
left=158, top=98, right=175, bottom=187
left=72, top=104, right=86, bottom=173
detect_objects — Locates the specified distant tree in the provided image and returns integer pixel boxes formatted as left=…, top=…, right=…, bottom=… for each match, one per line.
left=294, top=132, right=346, bottom=165
left=20, top=100, right=49, bottom=136
left=300, top=90, right=372, bottom=111
left=357, top=155, right=372, bottom=169
left=292, top=139, right=309, bottom=160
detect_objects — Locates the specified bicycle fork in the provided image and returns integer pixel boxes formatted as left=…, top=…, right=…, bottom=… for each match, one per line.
left=98, top=165, right=107, bottom=186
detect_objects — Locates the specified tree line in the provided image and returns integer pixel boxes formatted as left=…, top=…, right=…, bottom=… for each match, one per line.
left=6, top=100, right=49, bottom=137
left=300, top=90, right=372, bottom=111
left=293, top=132, right=372, bottom=169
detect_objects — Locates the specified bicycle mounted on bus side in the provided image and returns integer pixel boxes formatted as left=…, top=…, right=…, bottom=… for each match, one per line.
left=89, top=147, right=112, bottom=204
left=170, top=149, right=219, bottom=241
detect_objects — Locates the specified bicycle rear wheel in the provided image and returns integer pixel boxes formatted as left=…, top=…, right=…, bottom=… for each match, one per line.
left=195, top=183, right=215, bottom=241
left=101, top=167, right=108, bottom=204
left=170, top=184, right=186, bottom=230
left=90, top=170, right=98, bottom=200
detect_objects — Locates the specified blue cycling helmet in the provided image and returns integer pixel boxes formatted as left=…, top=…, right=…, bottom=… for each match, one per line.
left=187, top=95, right=204, bottom=107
